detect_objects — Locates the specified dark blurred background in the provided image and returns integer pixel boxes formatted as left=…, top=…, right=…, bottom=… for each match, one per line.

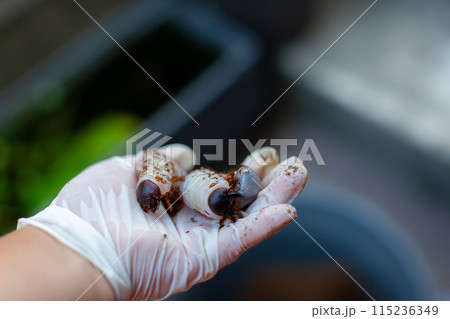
left=0, top=0, right=449, bottom=300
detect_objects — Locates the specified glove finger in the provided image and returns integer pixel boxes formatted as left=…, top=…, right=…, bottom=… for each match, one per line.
left=218, top=203, right=297, bottom=269
left=261, top=156, right=306, bottom=188
left=245, top=157, right=307, bottom=215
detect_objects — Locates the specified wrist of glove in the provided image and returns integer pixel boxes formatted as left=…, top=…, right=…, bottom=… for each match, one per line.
left=18, top=205, right=132, bottom=300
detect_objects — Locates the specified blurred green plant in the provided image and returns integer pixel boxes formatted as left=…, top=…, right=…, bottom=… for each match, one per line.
left=0, top=23, right=217, bottom=235
left=0, top=111, right=139, bottom=234
left=17, top=112, right=139, bottom=214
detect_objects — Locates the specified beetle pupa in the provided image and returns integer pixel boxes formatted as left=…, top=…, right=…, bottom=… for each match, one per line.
left=181, top=166, right=261, bottom=219
left=136, top=150, right=183, bottom=213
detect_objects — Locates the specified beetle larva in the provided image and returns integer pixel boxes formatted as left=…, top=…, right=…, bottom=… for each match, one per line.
left=136, top=150, right=183, bottom=213
left=233, top=166, right=260, bottom=210
left=181, top=166, right=261, bottom=219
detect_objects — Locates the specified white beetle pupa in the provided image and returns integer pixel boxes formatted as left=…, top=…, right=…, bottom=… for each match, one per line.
left=136, top=150, right=183, bottom=213
left=181, top=166, right=262, bottom=220
left=180, top=168, right=231, bottom=219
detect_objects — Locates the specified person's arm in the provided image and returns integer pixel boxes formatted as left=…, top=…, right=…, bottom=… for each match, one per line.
left=5, top=146, right=307, bottom=300
left=0, top=226, right=115, bottom=300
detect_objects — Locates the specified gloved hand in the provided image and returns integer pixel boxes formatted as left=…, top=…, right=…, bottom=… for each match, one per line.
left=17, top=144, right=307, bottom=300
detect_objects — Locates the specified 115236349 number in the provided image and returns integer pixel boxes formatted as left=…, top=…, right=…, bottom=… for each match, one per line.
left=372, top=305, right=438, bottom=316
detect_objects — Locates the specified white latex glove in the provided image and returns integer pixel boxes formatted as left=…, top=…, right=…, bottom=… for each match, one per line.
left=17, top=144, right=307, bottom=300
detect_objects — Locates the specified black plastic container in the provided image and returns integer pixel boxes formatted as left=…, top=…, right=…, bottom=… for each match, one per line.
left=169, top=182, right=438, bottom=300
left=0, top=0, right=262, bottom=233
